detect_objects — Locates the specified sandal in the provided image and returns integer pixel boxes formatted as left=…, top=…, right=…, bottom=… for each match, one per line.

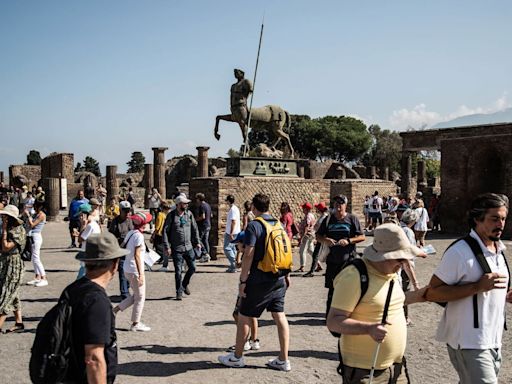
left=5, top=322, right=24, bottom=333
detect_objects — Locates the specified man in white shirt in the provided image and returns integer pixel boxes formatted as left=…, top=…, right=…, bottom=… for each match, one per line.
left=367, top=190, right=383, bottom=231
left=426, top=193, right=512, bottom=384
left=224, top=194, right=241, bottom=272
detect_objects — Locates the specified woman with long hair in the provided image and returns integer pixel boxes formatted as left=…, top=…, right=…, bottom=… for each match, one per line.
left=25, top=200, right=47, bottom=287
left=0, top=205, right=27, bottom=333
left=279, top=202, right=294, bottom=240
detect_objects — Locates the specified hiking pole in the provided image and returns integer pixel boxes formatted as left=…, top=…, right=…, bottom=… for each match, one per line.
left=368, top=280, right=394, bottom=384
left=245, top=14, right=264, bottom=156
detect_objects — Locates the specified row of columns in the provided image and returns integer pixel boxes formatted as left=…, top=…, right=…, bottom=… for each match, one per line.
left=401, top=151, right=428, bottom=197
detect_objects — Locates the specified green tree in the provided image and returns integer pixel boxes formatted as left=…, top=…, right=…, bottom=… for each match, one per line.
left=290, top=115, right=372, bottom=161
left=362, top=124, right=403, bottom=173
left=126, top=151, right=145, bottom=173
left=74, top=162, right=84, bottom=173
left=226, top=148, right=240, bottom=158
left=26, top=150, right=42, bottom=165
left=83, top=156, right=101, bottom=177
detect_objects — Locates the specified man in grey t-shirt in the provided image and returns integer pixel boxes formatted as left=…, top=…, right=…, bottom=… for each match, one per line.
left=162, top=194, right=201, bottom=300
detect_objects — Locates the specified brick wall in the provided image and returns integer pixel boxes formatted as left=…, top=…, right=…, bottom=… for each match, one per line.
left=189, top=177, right=399, bottom=256
left=9, top=165, right=41, bottom=188
left=441, top=135, right=512, bottom=238
left=41, top=153, right=74, bottom=182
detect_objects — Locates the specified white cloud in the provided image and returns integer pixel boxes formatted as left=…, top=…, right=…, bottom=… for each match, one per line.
left=389, top=93, right=511, bottom=131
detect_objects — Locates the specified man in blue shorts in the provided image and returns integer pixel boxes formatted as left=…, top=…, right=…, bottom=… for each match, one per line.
left=218, top=193, right=291, bottom=371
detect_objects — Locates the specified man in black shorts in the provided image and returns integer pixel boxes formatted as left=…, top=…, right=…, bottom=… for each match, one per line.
left=218, top=193, right=291, bottom=371
left=63, top=232, right=128, bottom=383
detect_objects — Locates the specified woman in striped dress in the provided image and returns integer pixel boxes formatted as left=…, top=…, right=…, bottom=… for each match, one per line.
left=0, top=205, right=27, bottom=333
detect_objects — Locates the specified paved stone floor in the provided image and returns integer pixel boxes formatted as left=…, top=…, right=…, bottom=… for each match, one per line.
left=0, top=218, right=511, bottom=383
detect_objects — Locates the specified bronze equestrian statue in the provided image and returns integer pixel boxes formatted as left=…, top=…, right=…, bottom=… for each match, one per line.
left=214, top=69, right=294, bottom=158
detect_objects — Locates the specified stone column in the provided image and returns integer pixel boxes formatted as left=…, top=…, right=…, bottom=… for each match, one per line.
left=196, top=146, right=210, bottom=178
left=381, top=167, right=390, bottom=181
left=297, top=161, right=305, bottom=178
left=44, top=178, right=60, bottom=221
left=0, top=171, right=3, bottom=183
left=144, top=163, right=154, bottom=209
left=106, top=166, right=118, bottom=203
left=367, top=166, right=377, bottom=179
left=417, top=160, right=427, bottom=190
left=152, top=147, right=168, bottom=197
left=401, top=152, right=413, bottom=197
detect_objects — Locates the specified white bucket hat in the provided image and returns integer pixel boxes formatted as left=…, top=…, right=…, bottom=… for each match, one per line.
left=363, top=223, right=423, bottom=262
left=0, top=205, right=24, bottom=225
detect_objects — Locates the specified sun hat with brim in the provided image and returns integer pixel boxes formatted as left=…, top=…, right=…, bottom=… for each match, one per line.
left=363, top=223, right=423, bottom=262
left=76, top=232, right=129, bottom=261
left=175, top=195, right=191, bottom=204
left=74, top=203, right=92, bottom=218
left=89, top=198, right=101, bottom=206
left=0, top=205, right=24, bottom=225
left=131, top=212, right=152, bottom=228
left=230, top=231, right=245, bottom=244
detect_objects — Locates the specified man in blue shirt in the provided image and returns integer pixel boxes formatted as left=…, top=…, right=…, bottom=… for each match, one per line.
left=68, top=190, right=89, bottom=248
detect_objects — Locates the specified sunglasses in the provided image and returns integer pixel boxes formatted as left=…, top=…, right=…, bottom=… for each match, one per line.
left=179, top=215, right=187, bottom=227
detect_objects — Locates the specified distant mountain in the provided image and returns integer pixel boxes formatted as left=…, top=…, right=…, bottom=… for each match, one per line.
left=432, top=107, right=512, bottom=129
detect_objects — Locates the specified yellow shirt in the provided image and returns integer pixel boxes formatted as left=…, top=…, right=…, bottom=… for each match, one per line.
left=331, top=258, right=406, bottom=370
left=106, top=204, right=120, bottom=219
left=155, top=212, right=167, bottom=236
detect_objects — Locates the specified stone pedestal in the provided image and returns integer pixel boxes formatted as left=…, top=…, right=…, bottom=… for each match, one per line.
left=196, top=146, right=210, bottom=178
left=152, top=147, right=168, bottom=197
left=226, top=157, right=300, bottom=178
left=144, top=163, right=154, bottom=209
left=381, top=167, right=389, bottom=181
left=106, top=166, right=118, bottom=203
left=43, top=178, right=60, bottom=221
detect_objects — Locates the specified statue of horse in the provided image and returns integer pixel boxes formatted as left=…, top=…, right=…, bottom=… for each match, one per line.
left=214, top=104, right=294, bottom=158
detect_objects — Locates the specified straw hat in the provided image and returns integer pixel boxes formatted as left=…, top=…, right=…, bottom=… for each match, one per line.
left=0, top=205, right=24, bottom=225
left=76, top=232, right=129, bottom=261
left=363, top=223, right=423, bottom=262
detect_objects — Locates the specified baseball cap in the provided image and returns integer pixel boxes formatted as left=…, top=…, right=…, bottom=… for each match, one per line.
left=176, top=194, right=191, bottom=204
left=301, top=202, right=312, bottom=210
left=119, top=201, right=131, bottom=210
left=314, top=202, right=328, bottom=212
left=333, top=194, right=348, bottom=204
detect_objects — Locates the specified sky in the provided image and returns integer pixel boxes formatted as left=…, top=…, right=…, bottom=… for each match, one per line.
left=1, top=0, right=511, bottom=175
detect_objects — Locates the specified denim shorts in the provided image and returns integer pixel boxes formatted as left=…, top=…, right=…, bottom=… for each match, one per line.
left=239, top=278, right=286, bottom=318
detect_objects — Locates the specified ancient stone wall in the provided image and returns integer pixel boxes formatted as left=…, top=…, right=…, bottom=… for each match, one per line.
left=41, top=153, right=74, bottom=182
left=9, top=165, right=41, bottom=188
left=189, top=177, right=331, bottom=256
left=441, top=134, right=512, bottom=238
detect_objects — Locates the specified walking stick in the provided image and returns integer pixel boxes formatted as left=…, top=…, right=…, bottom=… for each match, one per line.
left=368, top=279, right=394, bottom=384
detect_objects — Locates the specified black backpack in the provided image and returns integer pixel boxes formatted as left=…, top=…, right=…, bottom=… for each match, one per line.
left=29, top=289, right=76, bottom=384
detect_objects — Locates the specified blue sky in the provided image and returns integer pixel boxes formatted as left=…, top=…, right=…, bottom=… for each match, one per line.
left=1, top=0, right=511, bottom=175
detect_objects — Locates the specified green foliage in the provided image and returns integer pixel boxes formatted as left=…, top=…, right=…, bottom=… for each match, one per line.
left=126, top=151, right=145, bottom=173
left=83, top=156, right=101, bottom=177
left=26, top=150, right=42, bottom=165
left=74, top=162, right=84, bottom=173
left=419, top=150, right=441, bottom=179
left=287, top=115, right=372, bottom=161
left=362, top=125, right=403, bottom=173
left=227, top=148, right=240, bottom=158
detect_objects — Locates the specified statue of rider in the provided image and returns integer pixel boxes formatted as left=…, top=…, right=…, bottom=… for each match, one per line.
left=230, top=69, right=253, bottom=125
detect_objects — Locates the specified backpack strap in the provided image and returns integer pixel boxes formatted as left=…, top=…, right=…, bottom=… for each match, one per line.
left=462, top=236, right=491, bottom=328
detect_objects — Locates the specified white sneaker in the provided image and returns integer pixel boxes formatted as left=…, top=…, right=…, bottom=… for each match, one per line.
left=266, top=357, right=291, bottom=372
left=130, top=322, right=151, bottom=332
left=26, top=279, right=40, bottom=286
left=218, top=352, right=245, bottom=368
left=158, top=266, right=168, bottom=272
left=34, top=280, right=49, bottom=287
left=250, top=339, right=261, bottom=350
left=243, top=340, right=251, bottom=351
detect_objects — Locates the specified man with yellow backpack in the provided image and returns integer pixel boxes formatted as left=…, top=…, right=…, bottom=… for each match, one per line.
left=218, top=193, right=293, bottom=371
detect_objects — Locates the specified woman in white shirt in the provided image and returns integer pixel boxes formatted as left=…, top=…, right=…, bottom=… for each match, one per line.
left=114, top=212, right=152, bottom=332
left=413, top=199, right=430, bottom=246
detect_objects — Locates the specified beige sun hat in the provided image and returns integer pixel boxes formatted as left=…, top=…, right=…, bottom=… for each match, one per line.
left=76, top=232, right=129, bottom=261
left=0, top=205, right=24, bottom=225
left=363, top=223, right=423, bottom=262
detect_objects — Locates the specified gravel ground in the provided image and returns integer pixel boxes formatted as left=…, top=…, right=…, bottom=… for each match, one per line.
left=1, top=219, right=511, bottom=383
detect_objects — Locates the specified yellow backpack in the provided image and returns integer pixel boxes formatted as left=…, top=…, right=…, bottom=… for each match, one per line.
left=255, top=217, right=293, bottom=273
